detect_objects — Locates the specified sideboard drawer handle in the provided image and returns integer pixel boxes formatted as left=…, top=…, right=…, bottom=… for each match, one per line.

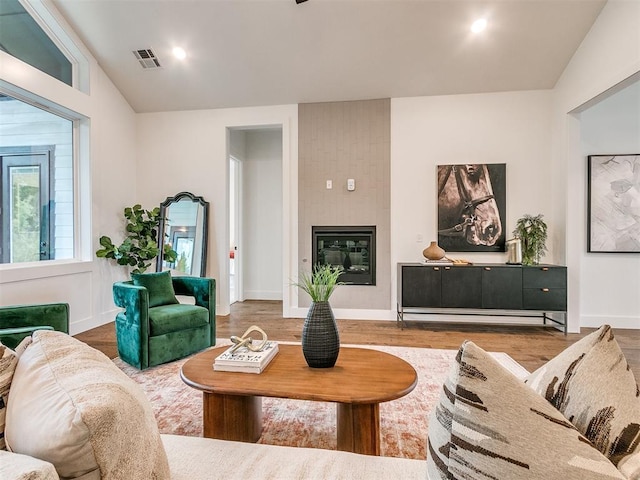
left=484, top=267, right=491, bottom=271
left=444, top=266, right=451, bottom=270
left=541, top=288, right=550, bottom=292
left=433, top=267, right=440, bottom=271
left=541, top=267, right=549, bottom=271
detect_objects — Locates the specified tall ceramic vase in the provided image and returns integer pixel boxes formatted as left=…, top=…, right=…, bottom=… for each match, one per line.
left=302, top=301, right=340, bottom=368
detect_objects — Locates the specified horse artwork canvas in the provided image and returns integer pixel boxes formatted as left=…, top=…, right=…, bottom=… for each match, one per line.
left=437, top=164, right=506, bottom=252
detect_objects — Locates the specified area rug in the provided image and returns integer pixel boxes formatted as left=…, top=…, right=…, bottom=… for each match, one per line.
left=113, top=343, right=525, bottom=460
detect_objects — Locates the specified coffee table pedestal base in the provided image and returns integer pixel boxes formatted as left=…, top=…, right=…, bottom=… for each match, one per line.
left=337, top=403, right=380, bottom=456
left=203, top=392, right=263, bottom=442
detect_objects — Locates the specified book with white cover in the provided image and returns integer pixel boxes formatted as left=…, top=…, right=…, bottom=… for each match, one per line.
left=423, top=259, right=453, bottom=265
left=213, top=362, right=271, bottom=374
left=214, top=341, right=279, bottom=369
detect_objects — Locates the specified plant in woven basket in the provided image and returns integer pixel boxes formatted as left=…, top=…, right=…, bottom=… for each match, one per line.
left=513, top=214, right=548, bottom=265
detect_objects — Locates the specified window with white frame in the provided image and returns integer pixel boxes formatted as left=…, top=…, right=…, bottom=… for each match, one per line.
left=0, top=0, right=89, bottom=267
left=0, top=94, right=74, bottom=264
left=0, top=0, right=73, bottom=86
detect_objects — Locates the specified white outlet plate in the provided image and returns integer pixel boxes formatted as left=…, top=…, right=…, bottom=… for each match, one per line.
left=326, top=180, right=332, bottom=189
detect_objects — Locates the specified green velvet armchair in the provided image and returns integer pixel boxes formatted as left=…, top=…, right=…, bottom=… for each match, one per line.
left=0, top=303, right=69, bottom=349
left=113, top=274, right=216, bottom=370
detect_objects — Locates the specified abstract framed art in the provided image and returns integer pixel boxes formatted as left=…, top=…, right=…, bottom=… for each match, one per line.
left=587, top=154, right=640, bottom=253
left=437, top=163, right=506, bottom=253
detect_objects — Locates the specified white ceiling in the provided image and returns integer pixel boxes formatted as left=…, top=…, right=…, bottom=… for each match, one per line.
left=51, top=0, right=606, bottom=114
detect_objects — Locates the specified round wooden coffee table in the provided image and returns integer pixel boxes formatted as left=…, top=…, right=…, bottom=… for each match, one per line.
left=181, top=343, right=417, bottom=456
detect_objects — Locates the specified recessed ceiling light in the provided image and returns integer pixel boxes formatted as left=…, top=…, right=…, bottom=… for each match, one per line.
left=172, top=47, right=187, bottom=60
left=471, top=18, right=487, bottom=33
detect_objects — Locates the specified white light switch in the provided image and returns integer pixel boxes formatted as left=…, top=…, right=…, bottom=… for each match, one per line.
left=326, top=180, right=332, bottom=189
left=347, top=178, right=355, bottom=191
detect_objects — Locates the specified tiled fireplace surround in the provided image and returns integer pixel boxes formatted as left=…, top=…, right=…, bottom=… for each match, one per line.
left=298, top=99, right=390, bottom=310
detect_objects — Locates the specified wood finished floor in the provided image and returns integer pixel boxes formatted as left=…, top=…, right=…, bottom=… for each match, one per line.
left=75, top=300, right=640, bottom=378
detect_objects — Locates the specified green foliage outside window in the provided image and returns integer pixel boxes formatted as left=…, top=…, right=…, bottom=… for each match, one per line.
left=11, top=169, right=40, bottom=263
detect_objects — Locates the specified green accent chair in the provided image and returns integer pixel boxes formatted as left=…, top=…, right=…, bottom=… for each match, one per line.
left=113, top=274, right=216, bottom=370
left=0, top=303, right=69, bottom=349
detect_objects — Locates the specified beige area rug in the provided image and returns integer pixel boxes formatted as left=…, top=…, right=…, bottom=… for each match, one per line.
left=114, top=343, right=525, bottom=460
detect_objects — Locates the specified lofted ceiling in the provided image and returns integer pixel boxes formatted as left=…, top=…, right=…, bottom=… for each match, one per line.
left=51, top=0, right=606, bottom=114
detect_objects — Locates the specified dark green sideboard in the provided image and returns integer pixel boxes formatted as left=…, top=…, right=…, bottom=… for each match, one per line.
left=397, top=263, right=567, bottom=333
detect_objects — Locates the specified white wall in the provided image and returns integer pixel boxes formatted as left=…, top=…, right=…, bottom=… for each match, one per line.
left=552, top=0, right=640, bottom=331
left=242, top=129, right=283, bottom=300
left=135, top=107, right=297, bottom=316
left=578, top=82, right=640, bottom=328
left=0, top=17, right=138, bottom=335
left=391, top=90, right=553, bottom=315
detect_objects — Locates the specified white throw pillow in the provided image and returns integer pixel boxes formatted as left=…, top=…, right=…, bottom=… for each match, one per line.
left=5, top=331, right=170, bottom=480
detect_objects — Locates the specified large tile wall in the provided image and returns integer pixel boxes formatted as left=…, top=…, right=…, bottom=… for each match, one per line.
left=298, top=99, right=390, bottom=309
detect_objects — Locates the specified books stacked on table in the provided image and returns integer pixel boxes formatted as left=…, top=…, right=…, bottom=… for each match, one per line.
left=213, top=341, right=279, bottom=374
left=423, top=258, right=453, bottom=265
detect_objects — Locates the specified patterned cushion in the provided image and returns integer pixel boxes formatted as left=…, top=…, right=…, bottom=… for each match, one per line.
left=526, top=325, right=640, bottom=477
left=0, top=337, right=30, bottom=451
left=132, top=270, right=179, bottom=307
left=0, top=343, right=18, bottom=451
left=427, top=340, right=626, bottom=479
left=5, top=331, right=170, bottom=480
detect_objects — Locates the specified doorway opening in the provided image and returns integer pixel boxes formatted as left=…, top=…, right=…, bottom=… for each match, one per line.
left=228, top=126, right=283, bottom=306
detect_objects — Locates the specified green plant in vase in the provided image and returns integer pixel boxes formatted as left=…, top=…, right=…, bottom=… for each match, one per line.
left=96, top=204, right=177, bottom=274
left=513, top=214, right=548, bottom=265
left=293, top=263, right=344, bottom=302
left=292, top=263, right=344, bottom=368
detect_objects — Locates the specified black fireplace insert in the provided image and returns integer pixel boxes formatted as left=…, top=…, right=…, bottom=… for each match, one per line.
left=312, top=226, right=376, bottom=285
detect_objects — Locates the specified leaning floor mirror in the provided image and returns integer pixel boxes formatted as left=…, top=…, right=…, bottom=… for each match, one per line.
left=157, top=192, right=209, bottom=277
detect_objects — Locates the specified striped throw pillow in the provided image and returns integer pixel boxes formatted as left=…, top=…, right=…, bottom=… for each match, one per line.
left=427, top=340, right=626, bottom=479
left=0, top=337, right=31, bottom=450
left=526, top=325, right=640, bottom=478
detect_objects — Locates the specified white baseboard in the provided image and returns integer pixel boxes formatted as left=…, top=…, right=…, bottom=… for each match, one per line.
left=244, top=291, right=283, bottom=301
left=580, top=315, right=640, bottom=330
left=289, top=307, right=395, bottom=321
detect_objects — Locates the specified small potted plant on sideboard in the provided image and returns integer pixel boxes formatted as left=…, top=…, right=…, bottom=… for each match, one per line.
left=513, top=214, right=548, bottom=266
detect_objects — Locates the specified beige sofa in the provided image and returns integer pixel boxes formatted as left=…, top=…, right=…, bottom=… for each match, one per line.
left=2, top=327, right=638, bottom=480
left=1, top=330, right=425, bottom=480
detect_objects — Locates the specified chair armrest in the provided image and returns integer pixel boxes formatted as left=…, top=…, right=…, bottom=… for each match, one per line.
left=0, top=303, right=69, bottom=332
left=113, top=282, right=149, bottom=321
left=113, top=282, right=151, bottom=368
left=113, top=282, right=151, bottom=336
left=172, top=276, right=216, bottom=336
left=0, top=303, right=69, bottom=349
left=172, top=277, right=214, bottom=308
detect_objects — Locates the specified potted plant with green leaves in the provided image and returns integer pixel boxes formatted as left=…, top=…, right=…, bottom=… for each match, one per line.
left=513, top=214, right=548, bottom=265
left=96, top=204, right=177, bottom=274
left=292, top=263, right=344, bottom=368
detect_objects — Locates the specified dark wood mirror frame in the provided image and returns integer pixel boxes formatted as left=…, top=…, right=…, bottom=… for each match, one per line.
left=157, top=191, right=209, bottom=277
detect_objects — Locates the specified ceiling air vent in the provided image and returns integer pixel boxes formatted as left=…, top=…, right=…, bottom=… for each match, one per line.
left=133, top=48, right=162, bottom=69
